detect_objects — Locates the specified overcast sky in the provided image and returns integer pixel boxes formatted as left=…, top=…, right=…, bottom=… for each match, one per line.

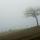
left=0, top=0, right=40, bottom=31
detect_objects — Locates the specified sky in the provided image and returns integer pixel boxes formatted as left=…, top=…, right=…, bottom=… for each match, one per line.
left=0, top=0, right=40, bottom=31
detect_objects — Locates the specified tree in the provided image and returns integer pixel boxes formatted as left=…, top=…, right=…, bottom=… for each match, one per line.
left=24, top=8, right=40, bottom=27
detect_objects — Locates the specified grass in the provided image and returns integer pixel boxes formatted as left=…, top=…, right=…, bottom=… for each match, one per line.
left=0, top=26, right=40, bottom=40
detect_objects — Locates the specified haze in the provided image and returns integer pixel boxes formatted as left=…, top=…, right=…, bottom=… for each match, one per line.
left=0, top=0, right=40, bottom=31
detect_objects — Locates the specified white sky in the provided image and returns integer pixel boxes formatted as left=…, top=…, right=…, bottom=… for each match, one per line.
left=0, top=0, right=40, bottom=31
left=0, top=0, right=40, bottom=18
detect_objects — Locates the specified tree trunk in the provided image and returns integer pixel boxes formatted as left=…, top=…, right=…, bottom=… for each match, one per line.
left=35, top=16, right=39, bottom=27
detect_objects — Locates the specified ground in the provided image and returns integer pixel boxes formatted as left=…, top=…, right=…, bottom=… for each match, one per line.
left=0, top=26, right=40, bottom=40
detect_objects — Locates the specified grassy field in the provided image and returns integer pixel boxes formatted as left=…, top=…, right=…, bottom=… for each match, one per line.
left=0, top=26, right=40, bottom=40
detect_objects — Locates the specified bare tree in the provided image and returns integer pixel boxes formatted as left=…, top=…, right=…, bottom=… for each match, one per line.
left=24, top=8, right=40, bottom=27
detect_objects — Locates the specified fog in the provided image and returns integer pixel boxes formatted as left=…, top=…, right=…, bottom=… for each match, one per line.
left=0, top=0, right=40, bottom=31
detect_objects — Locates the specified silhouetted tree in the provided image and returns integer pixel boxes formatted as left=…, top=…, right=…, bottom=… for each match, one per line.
left=24, top=8, right=40, bottom=26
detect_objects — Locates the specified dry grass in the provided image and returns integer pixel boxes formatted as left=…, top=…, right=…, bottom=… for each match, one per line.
left=0, top=26, right=40, bottom=40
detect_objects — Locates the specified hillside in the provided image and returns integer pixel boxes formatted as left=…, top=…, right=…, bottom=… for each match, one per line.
left=0, top=26, right=40, bottom=40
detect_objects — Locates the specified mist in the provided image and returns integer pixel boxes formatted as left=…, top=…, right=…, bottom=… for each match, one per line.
left=0, top=0, right=40, bottom=31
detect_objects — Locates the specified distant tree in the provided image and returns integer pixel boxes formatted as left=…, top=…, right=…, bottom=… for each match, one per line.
left=8, top=29, right=13, bottom=32
left=24, top=8, right=40, bottom=27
